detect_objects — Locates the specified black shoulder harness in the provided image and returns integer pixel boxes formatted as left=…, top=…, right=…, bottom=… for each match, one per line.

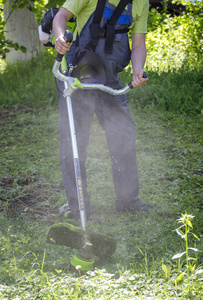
left=90, top=0, right=133, bottom=53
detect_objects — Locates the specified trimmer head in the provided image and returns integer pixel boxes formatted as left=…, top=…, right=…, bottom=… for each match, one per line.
left=71, top=254, right=94, bottom=271
left=46, top=223, right=116, bottom=259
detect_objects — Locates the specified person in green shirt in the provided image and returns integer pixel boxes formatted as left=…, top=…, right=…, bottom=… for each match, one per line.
left=54, top=0, right=149, bottom=87
left=53, top=0, right=154, bottom=221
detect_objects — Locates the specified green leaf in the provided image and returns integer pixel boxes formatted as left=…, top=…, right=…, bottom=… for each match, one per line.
left=162, top=263, right=170, bottom=278
left=13, top=43, right=19, bottom=50
left=191, top=233, right=200, bottom=240
left=11, top=4, right=18, bottom=10
left=176, top=272, right=185, bottom=282
left=18, top=3, right=26, bottom=9
left=187, top=220, right=193, bottom=228
left=19, top=46, right=27, bottom=53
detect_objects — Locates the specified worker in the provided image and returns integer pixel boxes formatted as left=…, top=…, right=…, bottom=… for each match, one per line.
left=53, top=0, right=154, bottom=221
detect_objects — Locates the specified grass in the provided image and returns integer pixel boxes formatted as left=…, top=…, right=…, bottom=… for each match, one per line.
left=0, top=53, right=203, bottom=298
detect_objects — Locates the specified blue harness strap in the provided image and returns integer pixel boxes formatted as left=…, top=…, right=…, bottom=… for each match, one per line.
left=90, top=0, right=133, bottom=53
left=69, top=0, right=133, bottom=78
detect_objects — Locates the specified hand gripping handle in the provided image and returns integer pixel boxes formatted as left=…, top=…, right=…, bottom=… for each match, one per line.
left=128, top=71, right=148, bottom=89
left=56, top=30, right=73, bottom=62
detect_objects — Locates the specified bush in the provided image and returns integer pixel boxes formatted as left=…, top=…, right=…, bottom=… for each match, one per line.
left=121, top=1, right=203, bottom=116
left=146, top=3, right=203, bottom=72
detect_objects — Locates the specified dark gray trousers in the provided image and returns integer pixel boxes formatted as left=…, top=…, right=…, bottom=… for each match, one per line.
left=59, top=77, right=140, bottom=214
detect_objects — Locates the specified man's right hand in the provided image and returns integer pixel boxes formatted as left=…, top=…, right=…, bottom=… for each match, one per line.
left=53, top=7, right=74, bottom=55
left=55, top=35, right=72, bottom=55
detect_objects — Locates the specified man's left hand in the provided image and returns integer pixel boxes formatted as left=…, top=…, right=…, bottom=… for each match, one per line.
left=132, top=69, right=148, bottom=88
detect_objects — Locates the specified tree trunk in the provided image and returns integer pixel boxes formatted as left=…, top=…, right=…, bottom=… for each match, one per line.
left=4, top=1, right=44, bottom=63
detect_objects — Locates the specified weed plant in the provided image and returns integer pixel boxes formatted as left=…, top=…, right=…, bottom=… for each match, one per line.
left=172, top=214, right=200, bottom=283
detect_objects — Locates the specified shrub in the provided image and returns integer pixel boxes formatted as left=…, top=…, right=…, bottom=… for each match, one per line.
left=146, top=2, right=203, bottom=72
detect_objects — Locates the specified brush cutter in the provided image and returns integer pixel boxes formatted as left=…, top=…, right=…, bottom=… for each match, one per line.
left=46, top=30, right=147, bottom=272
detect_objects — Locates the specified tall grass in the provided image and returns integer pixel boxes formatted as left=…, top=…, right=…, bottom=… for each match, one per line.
left=0, top=52, right=57, bottom=108
left=120, top=67, right=203, bottom=116
left=1, top=52, right=202, bottom=117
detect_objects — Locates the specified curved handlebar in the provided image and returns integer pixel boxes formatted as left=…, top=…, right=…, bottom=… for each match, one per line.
left=53, top=60, right=147, bottom=96
left=52, top=60, right=147, bottom=96
left=53, top=61, right=132, bottom=96
left=53, top=60, right=148, bottom=96
left=53, top=30, right=148, bottom=96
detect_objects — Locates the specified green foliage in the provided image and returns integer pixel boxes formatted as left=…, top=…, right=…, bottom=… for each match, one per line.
left=172, top=214, right=200, bottom=283
left=0, top=0, right=66, bottom=59
left=120, top=67, right=203, bottom=116
left=0, top=212, right=202, bottom=298
left=44, top=0, right=65, bottom=9
left=0, top=52, right=57, bottom=107
left=147, top=1, right=203, bottom=72
left=0, top=0, right=49, bottom=59
left=123, top=3, right=203, bottom=117
left=0, top=2, right=6, bottom=59
left=0, top=3, right=202, bottom=298
left=3, top=0, right=48, bottom=10
left=0, top=68, right=202, bottom=297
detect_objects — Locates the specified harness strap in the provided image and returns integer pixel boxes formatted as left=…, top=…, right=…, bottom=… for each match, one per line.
left=105, top=0, right=132, bottom=53
left=90, top=0, right=132, bottom=53
left=71, top=35, right=88, bottom=66
left=97, top=27, right=129, bottom=37
left=71, top=0, right=133, bottom=72
left=90, top=0, right=106, bottom=48
left=108, top=0, right=132, bottom=25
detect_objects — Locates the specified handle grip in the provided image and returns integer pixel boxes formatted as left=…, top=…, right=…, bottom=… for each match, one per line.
left=56, top=30, right=73, bottom=62
left=128, top=71, right=148, bottom=89
left=56, top=53, right=64, bottom=62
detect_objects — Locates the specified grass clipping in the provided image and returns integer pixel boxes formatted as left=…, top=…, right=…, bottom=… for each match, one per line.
left=46, top=223, right=117, bottom=258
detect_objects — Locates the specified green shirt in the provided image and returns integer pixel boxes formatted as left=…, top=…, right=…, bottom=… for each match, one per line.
left=62, top=0, right=149, bottom=36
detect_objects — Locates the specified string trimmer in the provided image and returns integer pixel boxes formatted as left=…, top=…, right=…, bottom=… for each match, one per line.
left=38, top=8, right=118, bottom=271
left=45, top=28, right=147, bottom=272
left=46, top=30, right=118, bottom=272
